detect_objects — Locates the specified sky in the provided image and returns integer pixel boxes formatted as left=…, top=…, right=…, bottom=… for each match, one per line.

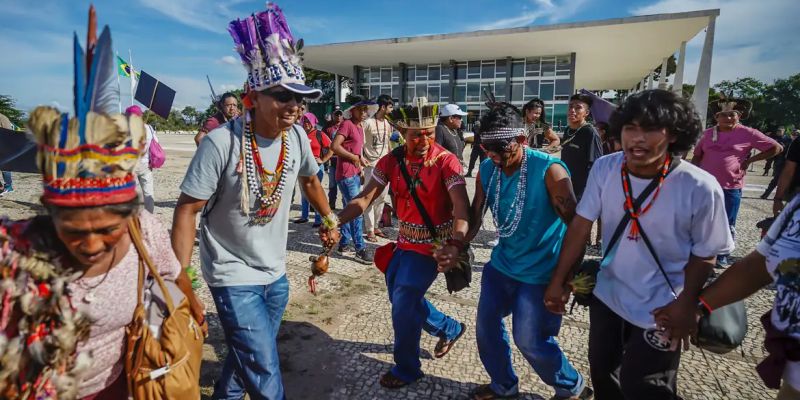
left=1, top=0, right=798, bottom=114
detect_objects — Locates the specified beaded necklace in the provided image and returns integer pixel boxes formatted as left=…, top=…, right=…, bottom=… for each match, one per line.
left=243, top=115, right=291, bottom=225
left=488, top=146, right=529, bottom=238
left=620, top=154, right=671, bottom=241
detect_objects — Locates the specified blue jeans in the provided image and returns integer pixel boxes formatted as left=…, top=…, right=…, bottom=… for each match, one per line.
left=722, top=188, right=741, bottom=236
left=1, top=171, right=11, bottom=190
left=327, top=161, right=338, bottom=206
left=301, top=168, right=324, bottom=224
left=385, top=249, right=463, bottom=382
left=210, top=276, right=290, bottom=400
left=476, top=263, right=584, bottom=398
left=337, top=175, right=365, bottom=251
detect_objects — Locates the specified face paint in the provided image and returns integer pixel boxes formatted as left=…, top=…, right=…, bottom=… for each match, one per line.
left=404, top=129, right=435, bottom=159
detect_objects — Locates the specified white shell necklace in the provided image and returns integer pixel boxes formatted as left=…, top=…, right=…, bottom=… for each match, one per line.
left=489, top=146, right=529, bottom=238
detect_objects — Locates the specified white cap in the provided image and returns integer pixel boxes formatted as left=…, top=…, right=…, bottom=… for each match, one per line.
left=440, top=103, right=468, bottom=117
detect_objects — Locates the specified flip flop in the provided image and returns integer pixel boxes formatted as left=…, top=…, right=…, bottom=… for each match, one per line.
left=434, top=323, right=466, bottom=358
left=374, top=230, right=388, bottom=238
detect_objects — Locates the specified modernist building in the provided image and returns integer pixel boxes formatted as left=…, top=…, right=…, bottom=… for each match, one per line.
left=304, top=9, right=719, bottom=128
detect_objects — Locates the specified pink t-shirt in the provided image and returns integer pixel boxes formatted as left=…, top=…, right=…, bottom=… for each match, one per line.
left=335, top=119, right=365, bottom=181
left=694, top=125, right=778, bottom=189
left=69, top=212, right=181, bottom=398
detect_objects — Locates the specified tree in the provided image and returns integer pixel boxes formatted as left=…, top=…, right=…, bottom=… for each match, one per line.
left=651, top=54, right=677, bottom=81
left=181, top=106, right=199, bottom=126
left=0, top=95, right=26, bottom=128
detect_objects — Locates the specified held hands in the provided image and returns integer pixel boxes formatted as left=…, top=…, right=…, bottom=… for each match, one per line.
left=543, top=281, right=572, bottom=315
left=652, top=297, right=699, bottom=351
left=318, top=226, right=341, bottom=248
left=188, top=295, right=209, bottom=338
left=433, top=244, right=459, bottom=273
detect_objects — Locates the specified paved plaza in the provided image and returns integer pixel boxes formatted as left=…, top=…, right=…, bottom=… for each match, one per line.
left=0, top=133, right=779, bottom=399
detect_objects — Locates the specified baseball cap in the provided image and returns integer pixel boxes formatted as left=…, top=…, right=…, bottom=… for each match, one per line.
left=440, top=104, right=468, bottom=117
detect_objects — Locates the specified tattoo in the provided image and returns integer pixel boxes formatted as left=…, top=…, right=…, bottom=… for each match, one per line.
left=553, top=195, right=577, bottom=223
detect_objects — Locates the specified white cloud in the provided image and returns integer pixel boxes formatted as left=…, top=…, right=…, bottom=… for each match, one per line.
left=472, top=0, right=588, bottom=30
left=219, top=55, right=238, bottom=65
left=631, top=0, right=800, bottom=85
left=137, top=0, right=242, bottom=34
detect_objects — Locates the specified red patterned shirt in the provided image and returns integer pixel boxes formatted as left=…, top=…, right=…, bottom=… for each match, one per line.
left=371, top=143, right=465, bottom=256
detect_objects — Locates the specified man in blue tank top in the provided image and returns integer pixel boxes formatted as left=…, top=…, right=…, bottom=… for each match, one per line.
left=465, top=102, right=592, bottom=400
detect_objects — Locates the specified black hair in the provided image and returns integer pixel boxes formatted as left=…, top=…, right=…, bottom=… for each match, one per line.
left=522, top=98, right=547, bottom=124
left=608, top=89, right=702, bottom=155
left=377, top=94, right=393, bottom=108
left=479, top=102, right=523, bottom=141
left=218, top=92, right=238, bottom=106
left=569, top=93, right=594, bottom=108
left=594, top=121, right=609, bottom=131
left=345, top=94, right=367, bottom=104
left=333, top=110, right=343, bottom=116
left=44, top=198, right=141, bottom=220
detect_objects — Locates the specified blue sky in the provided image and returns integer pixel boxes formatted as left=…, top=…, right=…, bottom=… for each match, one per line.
left=1, top=0, right=798, bottom=113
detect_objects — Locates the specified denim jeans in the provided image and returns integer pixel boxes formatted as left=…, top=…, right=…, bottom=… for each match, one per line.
left=476, top=263, right=583, bottom=398
left=301, top=168, right=324, bottom=224
left=210, top=276, right=290, bottom=400
left=1, top=171, right=11, bottom=190
left=385, top=249, right=463, bottom=382
left=327, top=160, right=339, bottom=206
left=337, top=175, right=365, bottom=251
left=722, top=188, right=742, bottom=233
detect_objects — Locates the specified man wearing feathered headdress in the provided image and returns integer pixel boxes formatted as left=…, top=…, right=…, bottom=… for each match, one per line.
left=692, top=96, right=782, bottom=267
left=323, top=98, right=469, bottom=389
left=170, top=3, right=340, bottom=398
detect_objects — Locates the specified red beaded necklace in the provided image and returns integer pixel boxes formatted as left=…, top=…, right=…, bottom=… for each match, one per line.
left=620, top=154, right=671, bottom=241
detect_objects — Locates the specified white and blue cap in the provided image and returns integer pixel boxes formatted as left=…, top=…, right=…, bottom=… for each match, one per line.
left=440, top=103, right=468, bottom=117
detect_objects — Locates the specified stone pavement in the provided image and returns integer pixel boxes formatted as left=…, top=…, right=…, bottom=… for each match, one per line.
left=0, top=134, right=780, bottom=399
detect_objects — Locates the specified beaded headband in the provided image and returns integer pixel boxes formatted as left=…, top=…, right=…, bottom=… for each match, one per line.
left=481, top=127, right=526, bottom=142
left=27, top=6, right=145, bottom=208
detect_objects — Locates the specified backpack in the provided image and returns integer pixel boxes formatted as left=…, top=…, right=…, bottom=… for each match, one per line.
left=148, top=128, right=166, bottom=169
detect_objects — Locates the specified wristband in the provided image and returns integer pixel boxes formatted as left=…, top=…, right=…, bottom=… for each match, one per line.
left=446, top=238, right=467, bottom=251
left=698, top=296, right=713, bottom=316
left=321, top=213, right=339, bottom=231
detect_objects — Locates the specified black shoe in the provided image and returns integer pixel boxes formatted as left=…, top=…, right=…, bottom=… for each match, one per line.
left=549, top=386, right=594, bottom=400
left=355, top=249, right=373, bottom=265
left=292, top=217, right=309, bottom=224
left=337, top=244, right=354, bottom=255
left=312, top=222, right=322, bottom=228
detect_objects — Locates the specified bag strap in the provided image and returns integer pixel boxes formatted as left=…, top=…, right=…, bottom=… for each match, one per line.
left=129, top=217, right=176, bottom=315
left=393, top=148, right=439, bottom=240
left=201, top=119, right=237, bottom=218
left=600, top=159, right=681, bottom=263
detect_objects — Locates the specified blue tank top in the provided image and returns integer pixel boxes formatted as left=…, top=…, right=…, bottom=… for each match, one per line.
left=479, top=148, right=568, bottom=284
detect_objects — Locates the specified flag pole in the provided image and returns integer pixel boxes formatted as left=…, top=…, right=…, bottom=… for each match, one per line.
left=129, top=49, right=135, bottom=106
left=115, top=51, right=122, bottom=113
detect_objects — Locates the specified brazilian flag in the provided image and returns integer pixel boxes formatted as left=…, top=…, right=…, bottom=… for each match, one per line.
left=117, top=56, right=133, bottom=77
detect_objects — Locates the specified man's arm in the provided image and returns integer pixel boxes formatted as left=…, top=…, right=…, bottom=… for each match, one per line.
left=171, top=193, right=209, bottom=334
left=544, top=163, right=577, bottom=223
left=544, top=127, right=561, bottom=149
left=194, top=130, right=208, bottom=147
left=773, top=159, right=797, bottom=215
left=299, top=174, right=333, bottom=217
left=543, top=216, right=594, bottom=314
left=331, top=133, right=360, bottom=164
left=448, top=184, right=470, bottom=242
left=465, top=170, right=486, bottom=242
left=337, top=177, right=387, bottom=225
left=744, top=142, right=783, bottom=169
left=699, top=251, right=771, bottom=310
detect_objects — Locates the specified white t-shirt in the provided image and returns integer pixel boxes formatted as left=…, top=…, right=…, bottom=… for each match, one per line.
left=362, top=118, right=392, bottom=166
left=139, top=124, right=156, bottom=166
left=757, top=195, right=800, bottom=390
left=576, top=152, right=734, bottom=328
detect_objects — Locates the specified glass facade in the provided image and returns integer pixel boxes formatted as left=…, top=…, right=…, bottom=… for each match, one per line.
left=356, top=54, right=574, bottom=129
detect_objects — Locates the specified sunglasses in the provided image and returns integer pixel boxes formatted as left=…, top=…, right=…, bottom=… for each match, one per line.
left=481, top=141, right=516, bottom=154
left=262, top=89, right=304, bottom=104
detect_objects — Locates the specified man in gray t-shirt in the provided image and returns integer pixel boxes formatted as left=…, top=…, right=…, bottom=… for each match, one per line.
left=171, top=8, right=339, bottom=398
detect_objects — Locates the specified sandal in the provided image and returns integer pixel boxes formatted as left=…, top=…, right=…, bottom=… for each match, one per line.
left=365, top=234, right=379, bottom=243
left=374, top=230, right=388, bottom=238
left=379, top=371, right=410, bottom=389
left=434, top=323, right=466, bottom=358
left=470, top=384, right=519, bottom=400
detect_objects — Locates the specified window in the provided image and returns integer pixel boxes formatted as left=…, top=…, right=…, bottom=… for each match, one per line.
left=428, top=85, right=440, bottom=102
left=556, top=56, right=571, bottom=77
left=467, top=82, right=480, bottom=101
left=429, top=65, right=441, bottom=81
left=404, top=85, right=415, bottom=103
left=440, top=83, right=451, bottom=101
left=511, top=83, right=523, bottom=102
left=524, top=80, right=539, bottom=100
left=511, top=60, right=525, bottom=78
left=468, top=61, right=480, bottom=79
left=456, top=63, right=467, bottom=80
left=481, top=82, right=495, bottom=98
left=553, top=104, right=568, bottom=129
left=370, top=85, right=380, bottom=98
left=405, top=66, right=415, bottom=82
left=416, top=65, right=428, bottom=81
left=380, top=85, right=392, bottom=96
left=540, top=81, right=554, bottom=100
left=370, top=68, right=381, bottom=83
left=416, top=83, right=427, bottom=99
left=359, top=86, right=369, bottom=98
left=555, top=79, right=572, bottom=100
left=495, top=82, right=507, bottom=100
left=541, top=58, right=555, bottom=77
left=380, top=68, right=391, bottom=83
left=455, top=84, right=467, bottom=102
left=392, top=67, right=400, bottom=82
left=392, top=84, right=400, bottom=99
left=496, top=59, right=507, bottom=78
left=526, top=57, right=540, bottom=77
left=481, top=61, right=495, bottom=79
left=441, top=66, right=450, bottom=80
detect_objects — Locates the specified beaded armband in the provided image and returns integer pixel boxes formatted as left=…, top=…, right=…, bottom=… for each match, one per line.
left=322, top=213, right=340, bottom=231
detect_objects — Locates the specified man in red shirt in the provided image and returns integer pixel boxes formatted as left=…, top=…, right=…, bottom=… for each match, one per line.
left=194, top=92, right=240, bottom=146
left=294, top=112, right=333, bottom=226
left=324, top=99, right=469, bottom=389
left=325, top=108, right=344, bottom=209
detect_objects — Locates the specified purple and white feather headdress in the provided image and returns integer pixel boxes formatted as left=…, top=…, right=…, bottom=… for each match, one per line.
left=228, top=2, right=321, bottom=99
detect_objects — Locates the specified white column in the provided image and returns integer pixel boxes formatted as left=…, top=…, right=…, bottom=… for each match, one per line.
left=334, top=74, right=341, bottom=105
left=647, top=72, right=655, bottom=90
left=673, top=41, right=687, bottom=95
left=658, top=57, right=669, bottom=89
left=640, top=78, right=646, bottom=92
left=692, top=15, right=717, bottom=127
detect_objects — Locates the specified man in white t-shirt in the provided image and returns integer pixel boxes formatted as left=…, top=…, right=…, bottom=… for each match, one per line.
left=362, top=94, right=394, bottom=241
left=545, top=90, right=733, bottom=399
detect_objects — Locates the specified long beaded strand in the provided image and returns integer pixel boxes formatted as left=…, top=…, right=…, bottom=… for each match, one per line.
left=243, top=117, right=291, bottom=224
left=489, top=146, right=529, bottom=238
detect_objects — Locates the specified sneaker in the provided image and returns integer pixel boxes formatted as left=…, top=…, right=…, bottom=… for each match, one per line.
left=292, top=217, right=309, bottom=224
left=312, top=222, right=322, bottom=228
left=354, top=249, right=373, bottom=265
left=715, top=255, right=730, bottom=269
left=337, top=244, right=354, bottom=255
left=549, top=386, right=593, bottom=400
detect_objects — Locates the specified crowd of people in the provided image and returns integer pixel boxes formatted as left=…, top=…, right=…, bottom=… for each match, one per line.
left=2, top=3, right=800, bottom=400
